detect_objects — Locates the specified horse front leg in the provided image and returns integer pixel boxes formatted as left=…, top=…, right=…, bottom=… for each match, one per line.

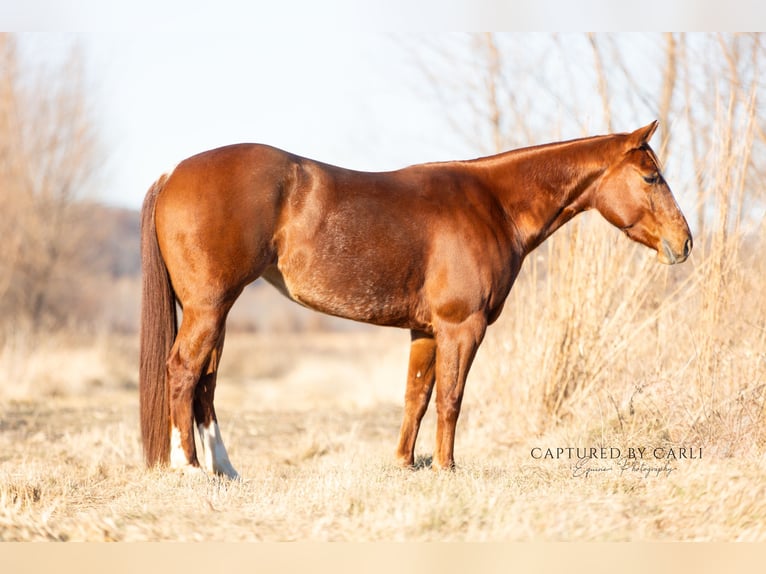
left=432, top=314, right=486, bottom=471
left=395, top=330, right=437, bottom=468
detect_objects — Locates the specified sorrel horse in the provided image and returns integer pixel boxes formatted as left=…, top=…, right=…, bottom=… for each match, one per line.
left=140, top=121, right=691, bottom=478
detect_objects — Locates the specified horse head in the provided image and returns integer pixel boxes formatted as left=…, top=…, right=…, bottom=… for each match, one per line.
left=592, top=121, right=692, bottom=264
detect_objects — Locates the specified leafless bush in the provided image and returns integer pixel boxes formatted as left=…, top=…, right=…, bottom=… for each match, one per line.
left=0, top=34, right=102, bottom=337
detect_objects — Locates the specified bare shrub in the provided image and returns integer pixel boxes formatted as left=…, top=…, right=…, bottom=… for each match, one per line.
left=0, top=34, right=101, bottom=336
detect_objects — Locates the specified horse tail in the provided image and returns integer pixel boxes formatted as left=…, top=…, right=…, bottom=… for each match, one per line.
left=139, top=173, right=176, bottom=468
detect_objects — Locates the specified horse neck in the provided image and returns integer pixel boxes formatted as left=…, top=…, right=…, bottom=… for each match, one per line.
left=474, top=136, right=617, bottom=255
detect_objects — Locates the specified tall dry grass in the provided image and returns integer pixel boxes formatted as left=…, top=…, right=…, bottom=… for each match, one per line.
left=473, top=86, right=766, bottom=466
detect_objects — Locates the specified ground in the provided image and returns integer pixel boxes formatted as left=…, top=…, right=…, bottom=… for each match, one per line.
left=1, top=330, right=765, bottom=541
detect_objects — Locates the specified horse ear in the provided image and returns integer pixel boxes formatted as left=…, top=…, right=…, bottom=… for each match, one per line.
left=627, top=120, right=659, bottom=147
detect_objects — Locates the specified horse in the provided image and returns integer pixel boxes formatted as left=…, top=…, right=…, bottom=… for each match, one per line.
left=139, top=120, right=692, bottom=478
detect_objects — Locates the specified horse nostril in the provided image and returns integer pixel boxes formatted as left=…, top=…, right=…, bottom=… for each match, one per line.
left=683, top=237, right=692, bottom=258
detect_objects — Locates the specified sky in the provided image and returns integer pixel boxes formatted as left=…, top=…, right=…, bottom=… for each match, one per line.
left=6, top=2, right=764, bottom=210
left=19, top=31, right=470, bottom=209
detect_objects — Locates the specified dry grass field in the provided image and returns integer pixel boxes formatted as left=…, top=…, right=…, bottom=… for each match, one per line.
left=2, top=212, right=766, bottom=543
left=1, top=360, right=764, bottom=542
left=3, top=32, right=765, bottom=545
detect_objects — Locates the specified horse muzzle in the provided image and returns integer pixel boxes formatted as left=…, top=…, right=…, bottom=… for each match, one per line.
left=659, top=236, right=692, bottom=265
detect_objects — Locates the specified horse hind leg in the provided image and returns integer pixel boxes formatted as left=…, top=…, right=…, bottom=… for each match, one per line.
left=165, top=305, right=228, bottom=476
left=193, top=329, right=239, bottom=479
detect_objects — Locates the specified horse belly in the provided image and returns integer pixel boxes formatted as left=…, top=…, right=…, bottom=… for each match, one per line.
left=268, top=257, right=423, bottom=329
left=271, top=171, right=432, bottom=328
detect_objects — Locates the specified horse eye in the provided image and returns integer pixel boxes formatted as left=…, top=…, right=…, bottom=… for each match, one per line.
left=643, top=174, right=659, bottom=185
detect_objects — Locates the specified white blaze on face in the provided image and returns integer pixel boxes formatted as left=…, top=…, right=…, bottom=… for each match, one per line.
left=198, top=421, right=239, bottom=479
left=169, top=426, right=188, bottom=469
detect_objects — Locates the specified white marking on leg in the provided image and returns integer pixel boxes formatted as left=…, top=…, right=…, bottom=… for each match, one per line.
left=170, top=426, right=189, bottom=468
left=198, top=421, right=239, bottom=479
left=169, top=426, right=205, bottom=476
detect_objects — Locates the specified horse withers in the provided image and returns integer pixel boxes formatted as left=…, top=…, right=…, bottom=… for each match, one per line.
left=139, top=121, right=691, bottom=477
